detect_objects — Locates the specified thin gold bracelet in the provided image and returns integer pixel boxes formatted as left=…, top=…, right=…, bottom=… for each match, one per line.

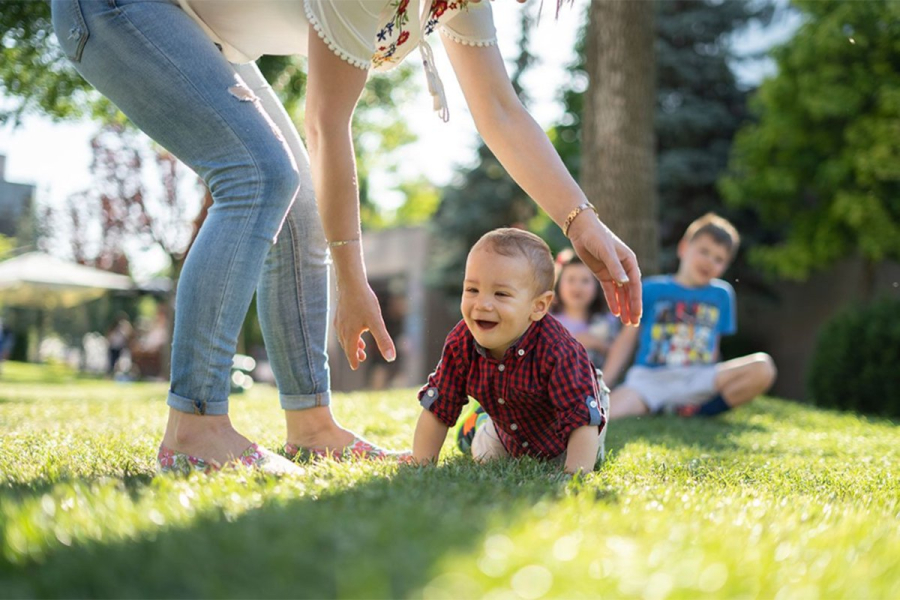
left=327, top=238, right=361, bottom=248
left=562, top=202, right=599, bottom=238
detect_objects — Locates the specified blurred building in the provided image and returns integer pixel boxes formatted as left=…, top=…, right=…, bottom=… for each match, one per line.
left=328, top=226, right=458, bottom=392
left=0, top=155, right=36, bottom=238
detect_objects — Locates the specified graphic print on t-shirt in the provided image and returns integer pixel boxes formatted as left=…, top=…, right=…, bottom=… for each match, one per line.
left=646, top=300, right=721, bottom=366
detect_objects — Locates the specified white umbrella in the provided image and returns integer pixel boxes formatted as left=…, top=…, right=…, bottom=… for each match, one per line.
left=0, top=252, right=133, bottom=309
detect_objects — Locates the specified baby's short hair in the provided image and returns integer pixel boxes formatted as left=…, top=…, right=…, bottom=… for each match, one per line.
left=683, top=213, right=741, bottom=257
left=471, top=228, right=555, bottom=294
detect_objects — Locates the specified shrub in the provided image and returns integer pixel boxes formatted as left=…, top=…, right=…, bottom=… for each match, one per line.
left=807, top=298, right=900, bottom=418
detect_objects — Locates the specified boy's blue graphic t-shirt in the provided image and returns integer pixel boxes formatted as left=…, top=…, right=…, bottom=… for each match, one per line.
left=634, top=275, right=736, bottom=368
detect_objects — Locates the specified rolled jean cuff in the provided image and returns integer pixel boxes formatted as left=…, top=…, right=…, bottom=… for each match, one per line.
left=167, top=389, right=229, bottom=416
left=281, top=391, right=331, bottom=411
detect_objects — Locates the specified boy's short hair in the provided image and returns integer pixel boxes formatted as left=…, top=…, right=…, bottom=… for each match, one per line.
left=683, top=213, right=740, bottom=257
left=471, top=228, right=555, bottom=294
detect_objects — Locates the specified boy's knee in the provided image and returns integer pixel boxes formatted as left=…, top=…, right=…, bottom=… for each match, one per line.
left=752, top=352, right=777, bottom=390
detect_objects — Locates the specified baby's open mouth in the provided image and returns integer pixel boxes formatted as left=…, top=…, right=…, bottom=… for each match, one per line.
left=475, top=320, right=498, bottom=330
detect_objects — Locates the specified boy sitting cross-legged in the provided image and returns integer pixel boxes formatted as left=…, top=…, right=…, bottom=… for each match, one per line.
left=603, top=213, right=777, bottom=419
left=411, top=228, right=608, bottom=475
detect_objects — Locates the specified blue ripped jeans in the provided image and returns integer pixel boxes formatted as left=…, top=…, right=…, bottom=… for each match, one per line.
left=51, top=0, right=332, bottom=415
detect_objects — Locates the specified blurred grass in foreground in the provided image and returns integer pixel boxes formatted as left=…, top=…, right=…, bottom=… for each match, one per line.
left=1, top=361, right=898, bottom=598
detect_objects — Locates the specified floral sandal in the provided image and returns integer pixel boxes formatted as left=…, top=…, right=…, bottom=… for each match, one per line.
left=283, top=437, right=410, bottom=463
left=157, top=443, right=304, bottom=476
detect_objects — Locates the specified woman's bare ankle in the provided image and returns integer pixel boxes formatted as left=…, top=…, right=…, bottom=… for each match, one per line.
left=162, top=408, right=253, bottom=463
left=284, top=406, right=354, bottom=449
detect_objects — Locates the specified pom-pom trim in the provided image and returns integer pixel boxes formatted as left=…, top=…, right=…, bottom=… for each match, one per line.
left=304, top=0, right=371, bottom=71
left=440, top=28, right=498, bottom=47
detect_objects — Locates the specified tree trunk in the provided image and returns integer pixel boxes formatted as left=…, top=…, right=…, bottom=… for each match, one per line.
left=582, top=0, right=659, bottom=274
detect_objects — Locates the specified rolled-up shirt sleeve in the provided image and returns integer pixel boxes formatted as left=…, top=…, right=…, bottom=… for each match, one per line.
left=417, top=322, right=470, bottom=427
left=440, top=0, right=498, bottom=46
left=304, top=0, right=391, bottom=69
left=547, top=343, right=605, bottom=442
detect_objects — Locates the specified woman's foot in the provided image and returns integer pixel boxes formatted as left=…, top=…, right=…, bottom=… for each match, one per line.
left=161, top=408, right=259, bottom=467
left=158, top=443, right=304, bottom=475
left=284, top=406, right=408, bottom=461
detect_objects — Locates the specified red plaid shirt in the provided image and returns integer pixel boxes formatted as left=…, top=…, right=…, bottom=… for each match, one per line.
left=418, top=315, right=606, bottom=459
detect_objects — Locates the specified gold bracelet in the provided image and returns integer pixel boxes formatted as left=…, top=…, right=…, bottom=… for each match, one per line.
left=562, top=202, right=599, bottom=238
left=327, top=238, right=360, bottom=248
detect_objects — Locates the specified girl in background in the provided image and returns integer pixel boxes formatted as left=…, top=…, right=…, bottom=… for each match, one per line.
left=553, top=249, right=621, bottom=370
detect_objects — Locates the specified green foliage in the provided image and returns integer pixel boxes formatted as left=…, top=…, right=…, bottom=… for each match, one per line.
left=390, top=177, right=441, bottom=228
left=722, top=0, right=900, bottom=281
left=0, top=1, right=94, bottom=124
left=0, top=235, right=14, bottom=259
left=808, top=298, right=900, bottom=418
left=1, top=366, right=900, bottom=597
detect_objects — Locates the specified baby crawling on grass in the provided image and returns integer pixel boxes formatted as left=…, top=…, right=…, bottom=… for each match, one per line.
left=411, top=228, right=608, bottom=474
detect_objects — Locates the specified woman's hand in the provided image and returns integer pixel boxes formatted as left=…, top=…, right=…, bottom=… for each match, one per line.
left=333, top=277, right=396, bottom=370
left=442, top=40, right=640, bottom=327
left=567, top=212, right=642, bottom=327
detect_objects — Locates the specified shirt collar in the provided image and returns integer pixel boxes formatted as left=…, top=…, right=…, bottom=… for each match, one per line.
left=473, top=319, right=544, bottom=362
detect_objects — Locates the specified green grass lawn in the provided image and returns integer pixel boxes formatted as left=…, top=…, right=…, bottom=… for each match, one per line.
left=1, top=361, right=898, bottom=599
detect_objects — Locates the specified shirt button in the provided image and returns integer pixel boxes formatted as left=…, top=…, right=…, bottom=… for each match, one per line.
left=510, top=423, right=518, bottom=431
left=522, top=441, right=529, bottom=448
left=517, top=349, right=525, bottom=356
left=497, top=398, right=505, bottom=405
left=498, top=364, right=505, bottom=372
left=590, top=400, right=598, bottom=408
left=428, top=389, right=436, bottom=397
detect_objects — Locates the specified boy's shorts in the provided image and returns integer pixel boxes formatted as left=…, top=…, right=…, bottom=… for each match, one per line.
left=622, top=364, right=718, bottom=413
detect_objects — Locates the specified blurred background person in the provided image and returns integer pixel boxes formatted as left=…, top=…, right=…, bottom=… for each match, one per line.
left=552, top=249, right=621, bottom=370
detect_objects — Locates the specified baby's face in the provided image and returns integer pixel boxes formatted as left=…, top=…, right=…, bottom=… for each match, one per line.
left=461, top=248, right=544, bottom=359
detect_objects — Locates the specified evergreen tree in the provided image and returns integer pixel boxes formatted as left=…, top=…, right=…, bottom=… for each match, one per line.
left=656, top=0, right=772, bottom=270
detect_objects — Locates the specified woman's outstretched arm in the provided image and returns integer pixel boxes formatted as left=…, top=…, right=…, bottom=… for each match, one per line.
left=443, top=38, right=642, bottom=326
left=306, top=28, right=396, bottom=368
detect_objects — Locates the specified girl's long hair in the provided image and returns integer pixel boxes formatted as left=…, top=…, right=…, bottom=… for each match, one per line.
left=551, top=249, right=608, bottom=317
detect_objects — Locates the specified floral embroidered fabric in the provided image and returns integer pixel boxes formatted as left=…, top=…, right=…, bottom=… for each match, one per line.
left=372, top=0, right=486, bottom=70
left=157, top=443, right=266, bottom=475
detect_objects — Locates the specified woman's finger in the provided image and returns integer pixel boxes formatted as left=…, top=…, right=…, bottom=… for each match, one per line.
left=345, top=335, right=360, bottom=371
left=617, top=284, right=632, bottom=325
left=605, top=244, right=630, bottom=285
left=627, top=278, right=642, bottom=325
left=620, top=253, right=642, bottom=325
left=369, top=315, right=397, bottom=363
left=600, top=280, right=621, bottom=318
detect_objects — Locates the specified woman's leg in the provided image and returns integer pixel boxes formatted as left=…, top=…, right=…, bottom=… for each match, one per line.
left=231, top=63, right=357, bottom=451
left=52, top=0, right=300, bottom=464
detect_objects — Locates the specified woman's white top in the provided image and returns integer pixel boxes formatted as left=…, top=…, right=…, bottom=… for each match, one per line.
left=176, top=0, right=498, bottom=120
